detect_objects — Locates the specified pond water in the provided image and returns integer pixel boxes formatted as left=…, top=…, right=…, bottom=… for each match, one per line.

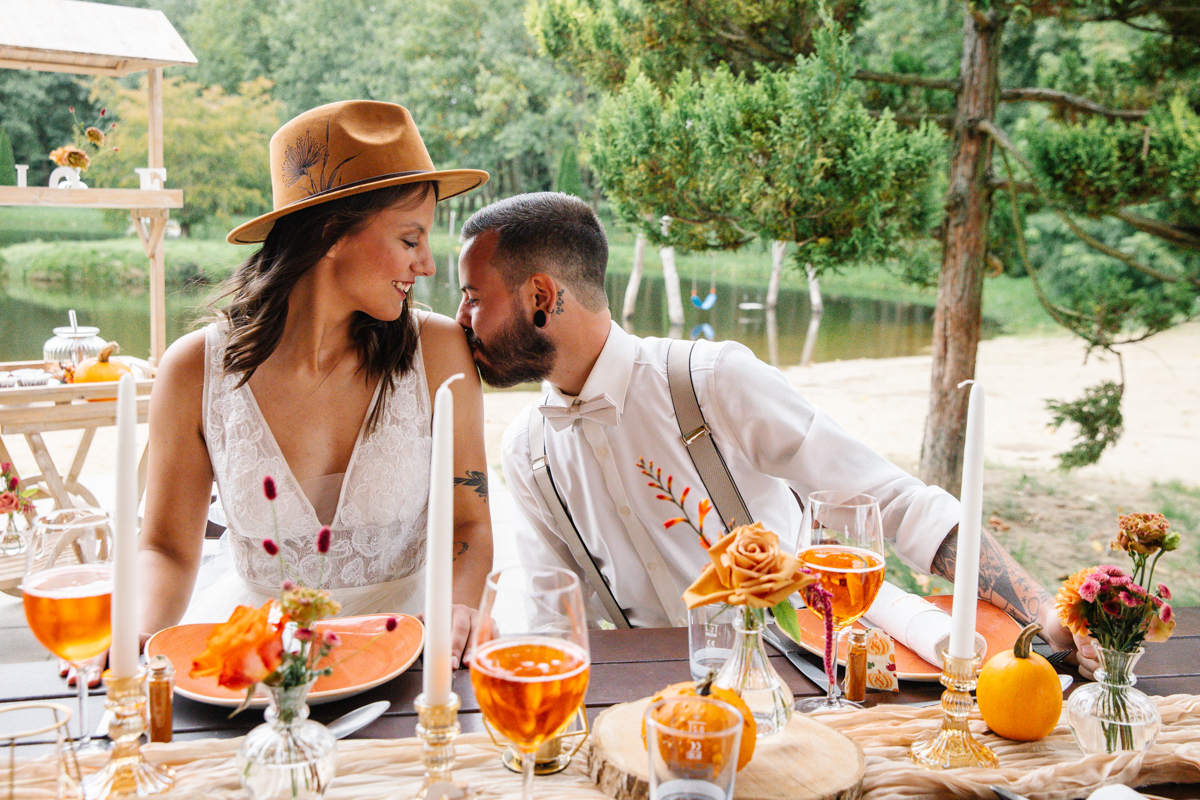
left=0, top=268, right=941, bottom=368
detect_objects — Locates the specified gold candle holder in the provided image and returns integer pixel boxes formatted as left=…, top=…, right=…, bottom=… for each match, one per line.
left=412, top=692, right=473, bottom=800
left=910, top=650, right=999, bottom=770
left=81, top=667, right=175, bottom=799
left=484, top=704, right=588, bottom=776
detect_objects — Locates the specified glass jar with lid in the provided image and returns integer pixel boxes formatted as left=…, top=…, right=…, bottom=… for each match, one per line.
left=43, top=326, right=106, bottom=368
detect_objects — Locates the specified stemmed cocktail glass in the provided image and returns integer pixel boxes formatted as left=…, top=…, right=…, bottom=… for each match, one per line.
left=22, top=508, right=115, bottom=749
left=796, top=491, right=885, bottom=713
left=469, top=567, right=590, bottom=800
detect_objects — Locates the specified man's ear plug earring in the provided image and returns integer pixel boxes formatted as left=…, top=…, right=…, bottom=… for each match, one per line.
left=534, top=309, right=547, bottom=328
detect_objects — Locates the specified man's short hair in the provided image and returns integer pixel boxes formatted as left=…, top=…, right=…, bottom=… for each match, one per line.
left=460, top=192, right=608, bottom=311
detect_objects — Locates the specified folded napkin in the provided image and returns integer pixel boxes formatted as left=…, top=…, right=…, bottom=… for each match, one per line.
left=862, top=582, right=986, bottom=667
left=1087, top=787, right=1147, bottom=800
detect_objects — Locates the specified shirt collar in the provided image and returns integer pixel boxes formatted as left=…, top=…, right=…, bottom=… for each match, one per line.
left=546, top=320, right=635, bottom=417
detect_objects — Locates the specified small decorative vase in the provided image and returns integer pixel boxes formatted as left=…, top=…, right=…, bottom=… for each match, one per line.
left=237, top=681, right=337, bottom=800
left=1067, top=645, right=1161, bottom=754
left=714, top=608, right=793, bottom=737
left=1, top=514, right=26, bottom=556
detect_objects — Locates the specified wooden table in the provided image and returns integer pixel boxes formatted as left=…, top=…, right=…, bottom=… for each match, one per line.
left=3, top=611, right=1199, bottom=798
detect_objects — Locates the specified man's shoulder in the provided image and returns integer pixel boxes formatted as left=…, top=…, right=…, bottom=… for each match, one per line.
left=500, top=398, right=540, bottom=459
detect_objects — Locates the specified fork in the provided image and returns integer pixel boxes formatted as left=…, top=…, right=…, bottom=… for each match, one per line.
left=1043, top=649, right=1072, bottom=665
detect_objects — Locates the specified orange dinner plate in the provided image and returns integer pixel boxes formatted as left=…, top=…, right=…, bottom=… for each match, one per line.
left=785, top=595, right=1022, bottom=681
left=146, top=613, right=423, bottom=706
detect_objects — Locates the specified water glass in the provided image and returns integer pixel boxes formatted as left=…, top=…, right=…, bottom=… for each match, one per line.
left=644, top=696, right=742, bottom=800
left=687, top=604, right=736, bottom=681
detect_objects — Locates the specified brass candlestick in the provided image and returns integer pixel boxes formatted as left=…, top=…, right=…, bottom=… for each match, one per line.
left=412, top=692, right=473, bottom=800
left=910, top=650, right=999, bottom=770
left=81, top=667, right=175, bottom=799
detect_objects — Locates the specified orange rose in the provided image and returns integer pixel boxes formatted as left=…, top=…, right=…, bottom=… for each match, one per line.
left=683, top=522, right=816, bottom=609
left=190, top=602, right=286, bottom=691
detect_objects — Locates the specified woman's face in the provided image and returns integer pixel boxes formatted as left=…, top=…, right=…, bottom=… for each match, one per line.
left=324, top=190, right=437, bottom=321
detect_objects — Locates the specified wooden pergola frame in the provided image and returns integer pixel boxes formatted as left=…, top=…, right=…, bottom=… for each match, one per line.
left=0, top=0, right=197, bottom=363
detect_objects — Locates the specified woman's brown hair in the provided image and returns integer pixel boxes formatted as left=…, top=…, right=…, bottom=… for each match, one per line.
left=214, top=181, right=437, bottom=433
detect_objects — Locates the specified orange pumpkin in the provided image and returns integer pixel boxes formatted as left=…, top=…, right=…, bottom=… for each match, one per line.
left=642, top=674, right=757, bottom=770
left=976, top=622, right=1063, bottom=741
left=76, top=342, right=132, bottom=401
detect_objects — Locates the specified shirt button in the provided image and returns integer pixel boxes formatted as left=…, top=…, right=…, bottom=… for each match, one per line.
left=596, top=447, right=608, bottom=458
left=648, top=561, right=659, bottom=572
left=619, top=506, right=631, bottom=516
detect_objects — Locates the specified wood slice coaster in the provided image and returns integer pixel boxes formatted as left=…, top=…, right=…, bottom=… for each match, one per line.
left=588, top=698, right=865, bottom=800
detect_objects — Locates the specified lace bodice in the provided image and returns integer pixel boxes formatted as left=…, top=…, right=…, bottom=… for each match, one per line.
left=202, top=323, right=431, bottom=595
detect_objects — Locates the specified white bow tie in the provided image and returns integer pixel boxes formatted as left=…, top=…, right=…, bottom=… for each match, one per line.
left=538, top=394, right=620, bottom=430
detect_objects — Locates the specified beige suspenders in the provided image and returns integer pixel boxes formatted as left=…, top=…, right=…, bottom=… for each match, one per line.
left=526, top=339, right=752, bottom=628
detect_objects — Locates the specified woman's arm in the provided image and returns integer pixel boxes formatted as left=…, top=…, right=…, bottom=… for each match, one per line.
left=138, top=329, right=217, bottom=637
left=420, top=312, right=494, bottom=664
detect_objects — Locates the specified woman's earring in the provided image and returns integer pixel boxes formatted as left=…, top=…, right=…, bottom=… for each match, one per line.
left=533, top=309, right=547, bottom=328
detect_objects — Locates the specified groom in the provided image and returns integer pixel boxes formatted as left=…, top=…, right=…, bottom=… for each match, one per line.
left=454, top=192, right=1089, bottom=668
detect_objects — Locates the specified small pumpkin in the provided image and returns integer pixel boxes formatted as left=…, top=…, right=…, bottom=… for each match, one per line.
left=976, top=622, right=1063, bottom=741
left=642, top=673, right=757, bottom=770
left=76, top=342, right=132, bottom=400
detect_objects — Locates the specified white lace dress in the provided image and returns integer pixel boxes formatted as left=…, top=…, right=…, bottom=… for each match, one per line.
left=182, top=322, right=431, bottom=623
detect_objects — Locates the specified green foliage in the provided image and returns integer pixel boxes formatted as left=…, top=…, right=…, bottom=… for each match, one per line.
left=0, top=72, right=98, bottom=187
left=590, top=26, right=943, bottom=268
left=529, top=0, right=866, bottom=90
left=0, top=128, right=14, bottom=186
left=2, top=239, right=241, bottom=289
left=554, top=141, right=584, bottom=197
left=82, top=76, right=281, bottom=236
left=1046, top=380, right=1124, bottom=469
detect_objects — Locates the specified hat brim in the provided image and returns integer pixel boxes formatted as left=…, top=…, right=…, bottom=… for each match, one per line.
left=227, top=168, right=489, bottom=245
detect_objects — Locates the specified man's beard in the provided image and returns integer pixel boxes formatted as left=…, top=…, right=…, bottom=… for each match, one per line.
left=466, top=310, right=557, bottom=389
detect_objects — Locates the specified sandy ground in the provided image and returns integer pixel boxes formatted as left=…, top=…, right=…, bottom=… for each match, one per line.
left=3, top=323, right=1198, bottom=662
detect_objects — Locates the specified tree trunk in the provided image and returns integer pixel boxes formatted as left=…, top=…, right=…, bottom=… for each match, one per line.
left=623, top=231, right=647, bottom=321
left=767, top=240, right=786, bottom=311
left=919, top=5, right=1008, bottom=499
left=800, top=263, right=823, bottom=368
left=658, top=217, right=685, bottom=329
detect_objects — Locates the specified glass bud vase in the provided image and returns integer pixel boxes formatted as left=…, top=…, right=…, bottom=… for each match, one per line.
left=1067, top=645, right=1161, bottom=755
left=238, top=681, right=337, bottom=800
left=714, top=608, right=793, bottom=737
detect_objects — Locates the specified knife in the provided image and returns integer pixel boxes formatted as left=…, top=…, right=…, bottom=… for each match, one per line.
left=327, top=700, right=390, bottom=739
left=762, top=624, right=834, bottom=691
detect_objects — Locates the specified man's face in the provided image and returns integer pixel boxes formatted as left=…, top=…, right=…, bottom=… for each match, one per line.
left=456, top=231, right=557, bottom=388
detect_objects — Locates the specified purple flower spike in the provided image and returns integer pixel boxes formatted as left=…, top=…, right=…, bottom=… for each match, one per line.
left=263, top=476, right=277, bottom=501
left=262, top=538, right=278, bottom=556
left=316, top=526, right=331, bottom=554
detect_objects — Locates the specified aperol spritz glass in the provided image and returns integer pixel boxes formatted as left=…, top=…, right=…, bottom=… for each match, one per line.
left=469, top=567, right=589, bottom=800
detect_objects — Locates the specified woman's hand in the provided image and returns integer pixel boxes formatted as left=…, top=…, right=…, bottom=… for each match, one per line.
left=451, top=604, right=478, bottom=669
left=1038, top=608, right=1098, bottom=680
left=62, top=633, right=154, bottom=688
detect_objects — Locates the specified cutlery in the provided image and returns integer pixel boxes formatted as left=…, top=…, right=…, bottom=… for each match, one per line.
left=762, top=624, right=834, bottom=691
left=991, top=785, right=1031, bottom=800
left=326, top=700, right=390, bottom=740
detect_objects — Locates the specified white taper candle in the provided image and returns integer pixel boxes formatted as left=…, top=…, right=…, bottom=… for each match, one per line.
left=110, top=372, right=139, bottom=678
left=948, top=380, right=985, bottom=661
left=424, top=373, right=463, bottom=705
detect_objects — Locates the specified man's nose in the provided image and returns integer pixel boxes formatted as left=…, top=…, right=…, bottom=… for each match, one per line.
left=454, top=300, right=471, bottom=331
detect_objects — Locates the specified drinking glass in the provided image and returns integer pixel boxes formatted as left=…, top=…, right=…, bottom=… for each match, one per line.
left=22, top=508, right=115, bottom=748
left=687, top=604, right=736, bottom=681
left=644, top=696, right=742, bottom=800
left=469, top=566, right=590, bottom=800
left=796, top=491, right=885, bottom=713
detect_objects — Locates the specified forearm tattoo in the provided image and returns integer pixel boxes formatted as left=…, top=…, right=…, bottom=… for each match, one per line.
left=453, top=541, right=469, bottom=561
left=930, top=529, right=1053, bottom=626
left=453, top=470, right=488, bottom=502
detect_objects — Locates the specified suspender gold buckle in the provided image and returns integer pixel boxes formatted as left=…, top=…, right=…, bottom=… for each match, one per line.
left=533, top=455, right=547, bottom=470
left=683, top=423, right=711, bottom=446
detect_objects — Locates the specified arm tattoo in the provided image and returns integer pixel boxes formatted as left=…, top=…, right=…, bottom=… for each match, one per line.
left=453, top=541, right=469, bottom=561
left=930, top=528, right=1052, bottom=626
left=553, top=289, right=565, bottom=315
left=453, top=470, right=489, bottom=502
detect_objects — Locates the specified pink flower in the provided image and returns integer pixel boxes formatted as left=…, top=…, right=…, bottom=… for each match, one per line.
left=293, top=627, right=314, bottom=642
left=100, top=108, right=106, bottom=116
left=263, top=476, right=277, bottom=501
left=1118, top=591, right=1142, bottom=608
left=1147, top=604, right=1175, bottom=643
left=316, top=526, right=331, bottom=554
left=1095, top=565, right=1124, bottom=577
left=322, top=631, right=341, bottom=647
left=385, top=616, right=398, bottom=632
left=1078, top=578, right=1102, bottom=602
left=0, top=492, right=18, bottom=514
left=7, top=476, right=16, bottom=491
left=1102, top=599, right=1123, bottom=616
left=1158, top=583, right=1172, bottom=601
left=282, top=579, right=296, bottom=591
left=1161, top=603, right=1174, bottom=624
left=262, top=538, right=278, bottom=556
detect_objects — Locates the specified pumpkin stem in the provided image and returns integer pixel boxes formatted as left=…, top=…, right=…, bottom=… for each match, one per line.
left=1013, top=622, right=1041, bottom=659
left=98, top=342, right=120, bottom=362
left=696, top=670, right=717, bottom=697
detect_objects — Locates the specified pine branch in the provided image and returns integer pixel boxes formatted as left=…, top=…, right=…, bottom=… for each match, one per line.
left=853, top=69, right=959, bottom=92
left=1114, top=210, right=1200, bottom=252
left=867, top=110, right=953, bottom=129
left=978, top=119, right=1200, bottom=290
left=999, top=87, right=1148, bottom=120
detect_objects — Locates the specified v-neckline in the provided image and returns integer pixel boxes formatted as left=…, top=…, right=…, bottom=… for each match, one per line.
left=240, top=376, right=383, bottom=529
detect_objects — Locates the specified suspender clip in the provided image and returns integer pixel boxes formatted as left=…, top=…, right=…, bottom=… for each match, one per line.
left=683, top=423, right=711, bottom=446
left=532, top=455, right=547, bottom=470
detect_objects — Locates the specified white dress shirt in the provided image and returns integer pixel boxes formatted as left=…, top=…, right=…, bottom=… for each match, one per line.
left=500, top=321, right=960, bottom=628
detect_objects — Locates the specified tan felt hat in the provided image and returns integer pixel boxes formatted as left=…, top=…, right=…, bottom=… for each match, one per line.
left=228, top=100, right=489, bottom=244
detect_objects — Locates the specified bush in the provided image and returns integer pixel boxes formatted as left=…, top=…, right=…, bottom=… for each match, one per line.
left=1, top=240, right=241, bottom=290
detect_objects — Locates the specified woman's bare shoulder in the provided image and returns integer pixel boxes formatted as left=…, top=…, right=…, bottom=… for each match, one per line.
left=416, top=311, right=471, bottom=357
left=155, top=328, right=208, bottom=391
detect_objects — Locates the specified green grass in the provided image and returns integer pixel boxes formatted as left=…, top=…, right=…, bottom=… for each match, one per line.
left=1, top=238, right=243, bottom=288
left=0, top=207, right=127, bottom=246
